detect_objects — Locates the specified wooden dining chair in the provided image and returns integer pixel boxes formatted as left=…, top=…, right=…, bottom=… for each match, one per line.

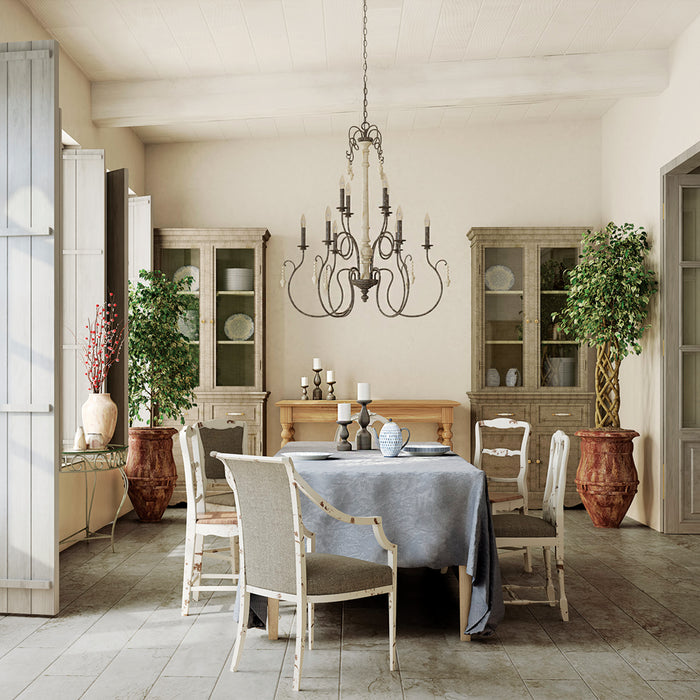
left=179, top=425, right=239, bottom=616
left=191, top=417, right=248, bottom=510
left=214, top=452, right=397, bottom=692
left=493, top=430, right=570, bottom=622
left=333, top=411, right=388, bottom=448
left=473, top=417, right=532, bottom=571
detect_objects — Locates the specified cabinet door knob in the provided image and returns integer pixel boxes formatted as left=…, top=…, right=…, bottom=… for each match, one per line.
left=527, top=459, right=532, bottom=464
left=535, top=459, right=541, bottom=464
left=553, top=412, right=572, bottom=417
left=525, top=318, right=530, bottom=323
left=201, top=319, right=206, bottom=324
left=496, top=412, right=514, bottom=417
left=210, top=319, right=214, bottom=324
left=534, top=319, right=539, bottom=324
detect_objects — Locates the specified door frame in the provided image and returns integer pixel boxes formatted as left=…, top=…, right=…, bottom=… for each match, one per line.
left=661, top=140, right=700, bottom=533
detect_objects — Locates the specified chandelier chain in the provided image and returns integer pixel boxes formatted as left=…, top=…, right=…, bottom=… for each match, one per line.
left=362, top=0, right=368, bottom=126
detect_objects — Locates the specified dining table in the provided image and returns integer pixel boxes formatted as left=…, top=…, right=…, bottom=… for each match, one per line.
left=268, top=441, right=504, bottom=640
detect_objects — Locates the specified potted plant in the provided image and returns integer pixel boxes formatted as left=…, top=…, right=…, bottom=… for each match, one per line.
left=125, top=270, right=199, bottom=521
left=554, top=222, right=658, bottom=527
left=80, top=293, right=125, bottom=447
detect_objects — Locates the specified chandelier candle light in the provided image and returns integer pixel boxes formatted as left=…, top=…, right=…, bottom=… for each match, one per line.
left=281, top=0, right=449, bottom=318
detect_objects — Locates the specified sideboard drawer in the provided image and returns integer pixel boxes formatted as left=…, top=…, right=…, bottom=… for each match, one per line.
left=478, top=405, right=530, bottom=423
left=536, top=404, right=589, bottom=427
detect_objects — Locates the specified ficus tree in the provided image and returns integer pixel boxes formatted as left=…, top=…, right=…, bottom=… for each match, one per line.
left=554, top=222, right=658, bottom=428
left=128, top=270, right=199, bottom=427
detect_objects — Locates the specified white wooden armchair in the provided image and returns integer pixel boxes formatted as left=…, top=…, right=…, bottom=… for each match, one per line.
left=179, top=425, right=239, bottom=616
left=333, top=411, right=388, bottom=448
left=214, top=452, right=397, bottom=692
left=493, top=430, right=570, bottom=622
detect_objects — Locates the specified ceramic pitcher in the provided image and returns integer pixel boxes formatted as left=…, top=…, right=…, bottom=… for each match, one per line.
left=379, top=419, right=410, bottom=458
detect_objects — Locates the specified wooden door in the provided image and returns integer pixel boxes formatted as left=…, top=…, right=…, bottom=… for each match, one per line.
left=665, top=172, right=700, bottom=533
left=0, top=40, right=60, bottom=614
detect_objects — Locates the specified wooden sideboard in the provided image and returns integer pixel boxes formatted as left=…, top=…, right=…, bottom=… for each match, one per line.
left=275, top=399, right=461, bottom=449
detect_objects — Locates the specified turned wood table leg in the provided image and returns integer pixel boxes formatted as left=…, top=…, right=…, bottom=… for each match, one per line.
left=280, top=423, right=295, bottom=448
left=458, top=566, right=472, bottom=641
left=440, top=423, right=453, bottom=448
left=267, top=598, right=279, bottom=640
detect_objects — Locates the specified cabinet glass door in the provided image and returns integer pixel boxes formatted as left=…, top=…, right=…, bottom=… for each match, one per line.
left=484, top=247, right=523, bottom=388
left=682, top=186, right=700, bottom=427
left=159, top=248, right=200, bottom=383
left=539, top=247, right=579, bottom=387
left=216, top=247, right=255, bottom=387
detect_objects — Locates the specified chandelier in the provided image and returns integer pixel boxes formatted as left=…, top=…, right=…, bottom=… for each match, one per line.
left=281, top=0, right=449, bottom=318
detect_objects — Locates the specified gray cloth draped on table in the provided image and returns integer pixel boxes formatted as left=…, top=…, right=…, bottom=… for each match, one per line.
left=239, top=442, right=503, bottom=636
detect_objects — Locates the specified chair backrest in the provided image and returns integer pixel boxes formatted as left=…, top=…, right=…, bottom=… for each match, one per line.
left=216, top=453, right=302, bottom=596
left=333, top=412, right=388, bottom=447
left=194, top=418, right=248, bottom=482
left=473, top=418, right=531, bottom=482
left=541, top=430, right=570, bottom=531
left=179, top=424, right=208, bottom=517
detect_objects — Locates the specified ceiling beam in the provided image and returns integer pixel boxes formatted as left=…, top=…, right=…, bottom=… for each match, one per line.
left=92, top=50, right=668, bottom=128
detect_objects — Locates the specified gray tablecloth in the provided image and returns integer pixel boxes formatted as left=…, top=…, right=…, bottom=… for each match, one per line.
left=277, top=442, right=504, bottom=636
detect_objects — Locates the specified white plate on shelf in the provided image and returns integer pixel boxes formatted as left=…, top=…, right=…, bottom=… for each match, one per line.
left=403, top=443, right=451, bottom=457
left=224, top=313, right=254, bottom=341
left=290, top=452, right=332, bottom=461
left=173, top=265, right=200, bottom=292
left=484, top=265, right=515, bottom=291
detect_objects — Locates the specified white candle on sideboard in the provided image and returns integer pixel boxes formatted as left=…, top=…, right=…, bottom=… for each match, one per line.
left=326, top=370, right=334, bottom=382
left=312, top=357, right=322, bottom=370
left=357, top=382, right=371, bottom=401
left=301, top=376, right=308, bottom=386
left=338, top=403, right=351, bottom=422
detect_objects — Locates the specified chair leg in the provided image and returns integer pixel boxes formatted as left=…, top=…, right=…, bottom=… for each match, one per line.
left=388, top=588, right=397, bottom=671
left=523, top=546, right=532, bottom=573
left=293, top=598, right=307, bottom=691
left=308, top=602, right=314, bottom=650
left=230, top=587, right=250, bottom=671
left=556, top=546, right=569, bottom=622
left=181, top=527, right=196, bottom=616
left=192, top=533, right=204, bottom=601
left=543, top=547, right=555, bottom=606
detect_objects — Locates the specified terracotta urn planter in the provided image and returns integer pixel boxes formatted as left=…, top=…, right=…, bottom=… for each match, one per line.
left=125, top=427, right=178, bottom=522
left=575, top=428, right=639, bottom=528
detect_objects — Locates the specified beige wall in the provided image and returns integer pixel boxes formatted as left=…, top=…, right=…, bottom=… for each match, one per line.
left=1, top=0, right=146, bottom=545
left=601, top=12, right=700, bottom=530
left=146, top=121, right=601, bottom=460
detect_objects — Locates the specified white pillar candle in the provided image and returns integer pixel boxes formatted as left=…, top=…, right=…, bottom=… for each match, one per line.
left=357, top=382, right=371, bottom=401
left=301, top=376, right=308, bottom=386
left=326, top=370, right=334, bottom=382
left=312, top=357, right=322, bottom=370
left=338, top=403, right=351, bottom=422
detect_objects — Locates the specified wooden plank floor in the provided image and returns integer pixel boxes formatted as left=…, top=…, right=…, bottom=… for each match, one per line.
left=0, top=509, right=698, bottom=698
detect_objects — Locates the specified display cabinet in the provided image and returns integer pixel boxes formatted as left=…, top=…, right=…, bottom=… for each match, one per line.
left=467, top=227, right=594, bottom=506
left=153, top=228, right=270, bottom=504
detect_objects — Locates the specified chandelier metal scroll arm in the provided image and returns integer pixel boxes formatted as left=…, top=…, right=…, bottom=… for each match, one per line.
left=394, top=249, right=450, bottom=319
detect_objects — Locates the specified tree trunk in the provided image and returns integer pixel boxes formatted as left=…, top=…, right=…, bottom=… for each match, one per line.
left=595, top=341, right=620, bottom=428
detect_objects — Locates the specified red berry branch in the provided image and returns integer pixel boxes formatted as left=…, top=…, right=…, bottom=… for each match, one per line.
left=82, top=292, right=126, bottom=393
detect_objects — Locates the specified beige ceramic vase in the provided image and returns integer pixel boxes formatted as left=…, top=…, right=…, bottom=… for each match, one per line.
left=81, top=392, right=118, bottom=446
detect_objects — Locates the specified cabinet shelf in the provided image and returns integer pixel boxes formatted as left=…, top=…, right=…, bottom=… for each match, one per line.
left=217, top=290, right=254, bottom=296
left=485, top=340, right=523, bottom=345
left=541, top=340, right=578, bottom=345
left=540, top=290, right=568, bottom=295
left=484, top=290, right=523, bottom=295
left=218, top=340, right=254, bottom=345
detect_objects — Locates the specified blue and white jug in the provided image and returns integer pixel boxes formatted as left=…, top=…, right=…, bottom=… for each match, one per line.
left=379, top=419, right=410, bottom=458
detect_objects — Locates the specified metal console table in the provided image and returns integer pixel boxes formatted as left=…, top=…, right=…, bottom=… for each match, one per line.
left=60, top=445, right=129, bottom=552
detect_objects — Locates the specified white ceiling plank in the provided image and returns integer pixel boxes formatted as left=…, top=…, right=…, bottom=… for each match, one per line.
left=395, top=0, right=443, bottom=64
left=274, top=114, right=308, bottom=136
left=303, top=114, right=333, bottom=136
left=386, top=109, right=416, bottom=131
left=603, top=0, right=668, bottom=51
left=522, top=100, right=558, bottom=120
left=242, top=0, right=293, bottom=73
left=551, top=97, right=616, bottom=119
left=92, top=50, right=668, bottom=127
left=366, top=4, right=402, bottom=67
left=567, top=0, right=638, bottom=55
left=199, top=0, right=259, bottom=75
left=430, top=0, right=481, bottom=62
left=463, top=0, right=522, bottom=60
left=533, top=0, right=598, bottom=55
left=636, top=0, right=700, bottom=49
left=467, top=104, right=500, bottom=123
left=495, top=102, right=534, bottom=122
left=284, top=0, right=327, bottom=70
left=246, top=117, right=279, bottom=139
left=23, top=0, right=83, bottom=28
left=439, top=105, right=474, bottom=127
left=323, top=0, right=363, bottom=70
left=413, top=106, right=445, bottom=130
left=499, top=0, right=560, bottom=58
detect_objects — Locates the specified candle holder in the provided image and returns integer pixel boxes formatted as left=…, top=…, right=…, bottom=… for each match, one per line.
left=336, top=420, right=352, bottom=451
left=312, top=368, right=323, bottom=400
left=355, top=399, right=373, bottom=450
left=326, top=381, right=336, bottom=400
left=301, top=382, right=309, bottom=400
